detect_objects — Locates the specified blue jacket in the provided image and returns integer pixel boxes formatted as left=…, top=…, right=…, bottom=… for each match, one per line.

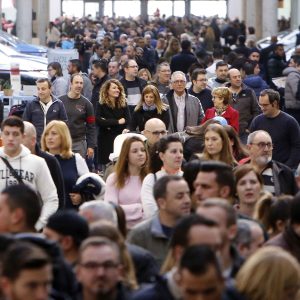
left=23, top=96, right=68, bottom=141
left=243, top=75, right=269, bottom=97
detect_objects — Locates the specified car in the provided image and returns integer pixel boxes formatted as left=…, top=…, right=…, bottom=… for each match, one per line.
left=0, top=30, right=48, bottom=57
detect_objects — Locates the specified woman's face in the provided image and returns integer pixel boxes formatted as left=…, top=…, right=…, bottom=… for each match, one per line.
left=108, top=83, right=120, bottom=99
left=47, top=66, right=56, bottom=78
left=212, top=94, right=224, bottom=108
left=128, top=141, right=147, bottom=168
left=160, top=142, right=183, bottom=171
left=45, top=127, right=62, bottom=153
left=144, top=92, right=155, bottom=107
left=139, top=71, right=149, bottom=81
left=205, top=130, right=223, bottom=157
left=236, top=171, right=262, bottom=206
left=254, top=64, right=260, bottom=75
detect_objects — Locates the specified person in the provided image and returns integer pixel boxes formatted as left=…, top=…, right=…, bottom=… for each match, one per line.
left=163, top=71, right=204, bottom=133
left=236, top=247, right=300, bottom=300
left=245, top=130, right=298, bottom=196
left=22, top=78, right=68, bottom=142
left=60, top=74, right=97, bottom=159
left=193, top=160, right=235, bottom=205
left=207, top=61, right=229, bottom=90
left=0, top=241, right=53, bottom=300
left=152, top=62, right=171, bottom=96
left=195, top=123, right=236, bottom=167
left=43, top=210, right=89, bottom=267
left=201, top=87, right=239, bottom=132
left=250, top=89, right=300, bottom=170
left=47, top=62, right=68, bottom=97
left=188, top=68, right=214, bottom=113
left=104, top=136, right=149, bottom=229
left=89, top=43, right=105, bottom=69
left=141, top=136, right=184, bottom=219
left=163, top=37, right=181, bottom=63
left=41, top=120, right=89, bottom=209
left=129, top=85, right=169, bottom=132
left=22, top=121, right=65, bottom=209
left=108, top=60, right=122, bottom=80
left=234, top=164, right=263, bottom=218
left=128, top=175, right=191, bottom=267
left=46, top=21, right=60, bottom=48
left=76, top=237, right=132, bottom=300
left=96, top=79, right=130, bottom=168
left=138, top=68, right=152, bottom=82
left=0, top=117, right=58, bottom=230
left=206, top=48, right=224, bottom=79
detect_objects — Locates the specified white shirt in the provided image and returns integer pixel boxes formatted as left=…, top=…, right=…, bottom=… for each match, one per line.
left=174, top=92, right=186, bottom=132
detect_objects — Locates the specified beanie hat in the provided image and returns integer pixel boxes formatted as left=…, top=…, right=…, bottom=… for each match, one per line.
left=213, top=116, right=228, bottom=126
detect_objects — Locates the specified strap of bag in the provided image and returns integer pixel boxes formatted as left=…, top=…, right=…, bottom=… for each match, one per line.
left=1, top=157, right=24, bottom=184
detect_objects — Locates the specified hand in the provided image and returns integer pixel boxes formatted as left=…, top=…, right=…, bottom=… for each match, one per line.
left=118, top=118, right=125, bottom=124
left=122, top=129, right=130, bottom=134
left=69, top=193, right=82, bottom=206
left=87, top=147, right=94, bottom=158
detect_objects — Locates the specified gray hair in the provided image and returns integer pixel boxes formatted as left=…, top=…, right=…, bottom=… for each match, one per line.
left=247, top=130, right=272, bottom=145
left=23, top=121, right=37, bottom=138
left=171, top=71, right=186, bottom=83
left=234, top=220, right=252, bottom=248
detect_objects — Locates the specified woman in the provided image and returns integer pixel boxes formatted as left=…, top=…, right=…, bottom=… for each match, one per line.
left=201, top=87, right=239, bottom=133
left=41, top=120, right=89, bottom=209
left=234, top=164, right=263, bottom=218
left=47, top=62, right=68, bottom=97
left=129, top=85, right=169, bottom=132
left=104, top=136, right=149, bottom=229
left=196, top=123, right=236, bottom=166
left=163, top=37, right=181, bottom=63
left=236, top=247, right=300, bottom=300
left=46, top=21, right=60, bottom=48
left=96, top=79, right=130, bottom=168
left=141, top=135, right=184, bottom=219
left=138, top=68, right=152, bottom=82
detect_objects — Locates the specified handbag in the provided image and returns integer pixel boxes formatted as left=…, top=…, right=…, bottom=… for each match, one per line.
left=1, top=157, right=24, bottom=184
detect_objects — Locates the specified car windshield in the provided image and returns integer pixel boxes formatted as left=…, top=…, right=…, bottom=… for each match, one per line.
left=0, top=30, right=23, bottom=47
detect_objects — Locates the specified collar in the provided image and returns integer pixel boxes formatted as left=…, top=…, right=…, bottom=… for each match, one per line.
left=150, top=214, right=168, bottom=239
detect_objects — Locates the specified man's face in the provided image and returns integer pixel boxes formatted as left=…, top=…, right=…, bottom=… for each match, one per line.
left=76, top=245, right=122, bottom=297
left=258, top=94, right=278, bottom=118
left=70, top=75, right=83, bottom=96
left=176, top=266, right=224, bottom=300
left=91, top=65, right=102, bottom=78
left=159, top=180, right=191, bottom=219
left=275, top=46, right=285, bottom=57
left=248, top=132, right=273, bottom=167
left=229, top=69, right=242, bottom=88
left=2, top=126, right=23, bottom=157
left=172, top=73, right=186, bottom=95
left=0, top=194, right=13, bottom=233
left=36, top=81, right=51, bottom=102
left=192, top=73, right=207, bottom=91
left=125, top=46, right=135, bottom=59
left=114, top=48, right=122, bottom=58
left=158, top=65, right=171, bottom=84
left=143, top=122, right=167, bottom=145
left=67, top=62, right=76, bottom=75
left=125, top=60, right=138, bottom=78
left=249, top=52, right=260, bottom=62
left=43, top=227, right=63, bottom=244
left=108, top=62, right=119, bottom=77
left=215, top=65, right=228, bottom=81
left=136, top=38, right=145, bottom=49
left=2, top=265, right=52, bottom=300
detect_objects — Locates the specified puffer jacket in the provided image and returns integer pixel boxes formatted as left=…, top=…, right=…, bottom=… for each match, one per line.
left=284, top=67, right=300, bottom=109
left=243, top=75, right=269, bottom=97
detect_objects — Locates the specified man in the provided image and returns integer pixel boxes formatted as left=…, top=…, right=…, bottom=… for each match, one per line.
left=125, top=45, right=135, bottom=59
left=142, top=118, right=168, bottom=151
left=43, top=210, right=89, bottom=267
left=207, top=61, right=229, bottom=90
left=170, top=40, right=198, bottom=74
left=22, top=121, right=65, bottom=209
left=246, top=130, right=298, bottom=195
left=128, top=175, right=191, bottom=267
left=0, top=241, right=53, bottom=300
left=188, top=68, right=214, bottom=112
left=76, top=237, right=132, bottom=300
left=108, top=60, right=122, bottom=80
left=0, top=117, right=58, bottom=230
left=88, top=43, right=104, bottom=68
left=60, top=74, right=97, bottom=159
left=196, top=198, right=244, bottom=279
left=193, top=161, right=235, bottom=205
left=22, top=78, right=68, bottom=142
left=163, top=71, right=204, bottom=133
left=206, top=48, right=224, bottom=79
left=136, top=36, right=156, bottom=74
left=250, top=89, right=300, bottom=170
left=67, top=59, right=93, bottom=100
left=111, top=44, right=123, bottom=63
left=227, top=68, right=261, bottom=143
left=152, top=62, right=171, bottom=96
left=120, top=59, right=147, bottom=115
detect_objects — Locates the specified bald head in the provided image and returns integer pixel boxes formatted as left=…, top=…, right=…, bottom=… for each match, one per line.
left=22, top=121, right=37, bottom=153
left=228, top=68, right=242, bottom=89
left=143, top=118, right=167, bottom=146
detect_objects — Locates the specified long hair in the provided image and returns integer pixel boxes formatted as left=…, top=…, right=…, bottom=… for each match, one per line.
left=99, top=79, right=127, bottom=109
left=203, top=124, right=236, bottom=165
left=114, top=136, right=149, bottom=189
left=41, top=120, right=73, bottom=159
left=165, top=37, right=181, bottom=55
left=134, top=85, right=168, bottom=114
left=47, top=61, right=63, bottom=77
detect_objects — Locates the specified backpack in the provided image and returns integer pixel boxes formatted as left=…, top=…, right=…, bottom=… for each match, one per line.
left=9, top=102, right=28, bottom=118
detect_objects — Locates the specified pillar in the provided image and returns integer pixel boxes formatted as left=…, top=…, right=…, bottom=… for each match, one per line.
left=171, top=0, right=175, bottom=17
left=255, top=0, right=262, bottom=39
left=98, top=0, right=104, bottom=18
left=227, top=0, right=244, bottom=21
left=246, top=0, right=256, bottom=29
left=140, top=0, right=148, bottom=22
left=262, top=0, right=277, bottom=38
left=112, top=0, right=115, bottom=18
left=185, top=0, right=190, bottom=18
left=37, top=0, right=49, bottom=45
left=0, top=0, right=2, bottom=30
left=16, top=0, right=33, bottom=43
left=291, top=0, right=300, bottom=30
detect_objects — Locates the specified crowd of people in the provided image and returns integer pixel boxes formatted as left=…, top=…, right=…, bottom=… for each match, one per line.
left=1, top=12, right=300, bottom=300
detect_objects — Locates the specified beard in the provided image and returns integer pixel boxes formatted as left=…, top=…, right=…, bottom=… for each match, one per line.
left=255, top=155, right=272, bottom=167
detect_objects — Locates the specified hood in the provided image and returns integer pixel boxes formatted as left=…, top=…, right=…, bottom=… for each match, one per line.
left=283, top=66, right=298, bottom=76
left=243, top=75, right=264, bottom=88
left=0, top=145, right=31, bottom=161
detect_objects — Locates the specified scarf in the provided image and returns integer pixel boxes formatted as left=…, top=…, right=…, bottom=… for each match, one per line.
left=215, top=105, right=228, bottom=116
left=142, top=103, right=157, bottom=111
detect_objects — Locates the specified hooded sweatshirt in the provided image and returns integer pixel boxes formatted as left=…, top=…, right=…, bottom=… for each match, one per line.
left=0, top=145, right=58, bottom=230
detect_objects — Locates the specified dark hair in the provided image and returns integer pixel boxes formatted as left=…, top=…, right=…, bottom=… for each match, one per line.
left=234, top=220, right=252, bottom=248
left=242, top=60, right=256, bottom=75
left=153, top=175, right=184, bottom=201
left=36, top=78, right=52, bottom=88
left=293, top=55, right=300, bottom=66
left=114, top=44, right=124, bottom=51
left=92, top=59, right=108, bottom=73
left=109, top=202, right=127, bottom=238
left=212, top=48, right=223, bottom=59
left=179, top=245, right=222, bottom=278
left=1, top=116, right=24, bottom=134
left=69, top=59, right=82, bottom=72
left=274, top=43, right=284, bottom=51
left=123, top=59, right=136, bottom=69
left=1, top=185, right=42, bottom=230
left=234, top=164, right=263, bottom=187
left=191, top=68, right=207, bottom=81
left=181, top=40, right=191, bottom=51
left=183, top=160, right=202, bottom=195
left=260, top=89, right=280, bottom=105
left=2, top=241, right=51, bottom=280
left=47, top=62, right=63, bottom=77
left=290, top=192, right=300, bottom=224
left=216, top=61, right=228, bottom=69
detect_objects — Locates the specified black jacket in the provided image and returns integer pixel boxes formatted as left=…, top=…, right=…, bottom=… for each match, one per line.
left=170, top=50, right=198, bottom=74
left=91, top=74, right=110, bottom=112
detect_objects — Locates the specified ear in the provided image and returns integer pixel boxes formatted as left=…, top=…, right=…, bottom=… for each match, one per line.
left=276, top=220, right=286, bottom=233
left=219, top=186, right=230, bottom=199
left=158, top=152, right=164, bottom=162
left=61, top=236, right=74, bottom=251
left=173, top=245, right=184, bottom=264
left=157, top=197, right=166, bottom=210
left=1, top=277, right=12, bottom=297
left=11, top=208, right=24, bottom=226
left=228, top=224, right=237, bottom=241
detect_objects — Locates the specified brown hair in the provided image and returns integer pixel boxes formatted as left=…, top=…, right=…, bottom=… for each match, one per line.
left=212, top=87, right=232, bottom=105
left=234, top=164, right=263, bottom=186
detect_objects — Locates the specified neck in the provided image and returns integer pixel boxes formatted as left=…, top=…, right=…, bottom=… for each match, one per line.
left=49, top=149, right=61, bottom=155
left=125, top=74, right=135, bottom=81
left=64, top=249, right=78, bottom=266
left=211, top=154, right=221, bottom=161
left=159, top=211, right=177, bottom=228
left=250, top=160, right=266, bottom=173
left=162, top=166, right=180, bottom=175
left=4, top=146, right=22, bottom=158
left=40, top=97, right=51, bottom=104
left=192, top=85, right=202, bottom=93
left=175, top=91, right=185, bottom=97
left=269, top=110, right=281, bottom=118
left=239, top=203, right=255, bottom=218
left=229, top=86, right=241, bottom=93
left=68, top=91, right=81, bottom=99
left=83, top=289, right=117, bottom=300
left=159, top=78, right=169, bottom=85
left=221, top=244, right=232, bottom=271
left=128, top=164, right=141, bottom=176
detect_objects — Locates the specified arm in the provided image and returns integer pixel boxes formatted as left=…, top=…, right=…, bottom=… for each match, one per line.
left=129, top=110, right=139, bottom=131
left=104, top=173, right=119, bottom=204
left=75, top=153, right=89, bottom=176
left=231, top=109, right=240, bottom=133
left=85, top=102, right=97, bottom=149
left=58, top=101, right=68, bottom=124
left=197, top=98, right=205, bottom=124
left=161, top=109, right=170, bottom=129
left=250, top=90, right=261, bottom=119
left=22, top=102, right=32, bottom=122
left=95, top=103, right=120, bottom=127
left=285, top=119, right=300, bottom=169
left=141, top=173, right=158, bottom=219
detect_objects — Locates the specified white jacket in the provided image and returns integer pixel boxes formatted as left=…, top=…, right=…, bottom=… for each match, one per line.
left=0, top=145, right=58, bottom=230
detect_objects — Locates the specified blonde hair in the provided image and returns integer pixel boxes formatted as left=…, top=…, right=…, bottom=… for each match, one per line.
left=212, top=87, right=232, bottom=105
left=236, top=247, right=300, bottom=300
left=99, top=79, right=127, bottom=109
left=138, top=68, right=152, bottom=81
left=41, top=120, right=73, bottom=159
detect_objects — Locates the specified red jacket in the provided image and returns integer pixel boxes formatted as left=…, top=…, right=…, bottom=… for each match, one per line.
left=201, top=105, right=239, bottom=133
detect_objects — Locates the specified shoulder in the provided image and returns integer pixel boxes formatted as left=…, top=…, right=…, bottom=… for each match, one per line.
left=130, top=218, right=153, bottom=233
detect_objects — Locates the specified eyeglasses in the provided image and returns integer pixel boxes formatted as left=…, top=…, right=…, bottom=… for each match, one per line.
left=80, top=261, right=119, bottom=271
left=128, top=65, right=138, bottom=68
left=160, top=69, right=171, bottom=73
left=196, top=79, right=207, bottom=82
left=47, top=68, right=53, bottom=72
left=172, top=80, right=186, bottom=85
left=146, top=130, right=168, bottom=136
left=250, top=142, right=273, bottom=149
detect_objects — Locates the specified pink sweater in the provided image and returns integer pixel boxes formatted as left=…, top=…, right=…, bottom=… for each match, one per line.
left=104, top=173, right=144, bottom=228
